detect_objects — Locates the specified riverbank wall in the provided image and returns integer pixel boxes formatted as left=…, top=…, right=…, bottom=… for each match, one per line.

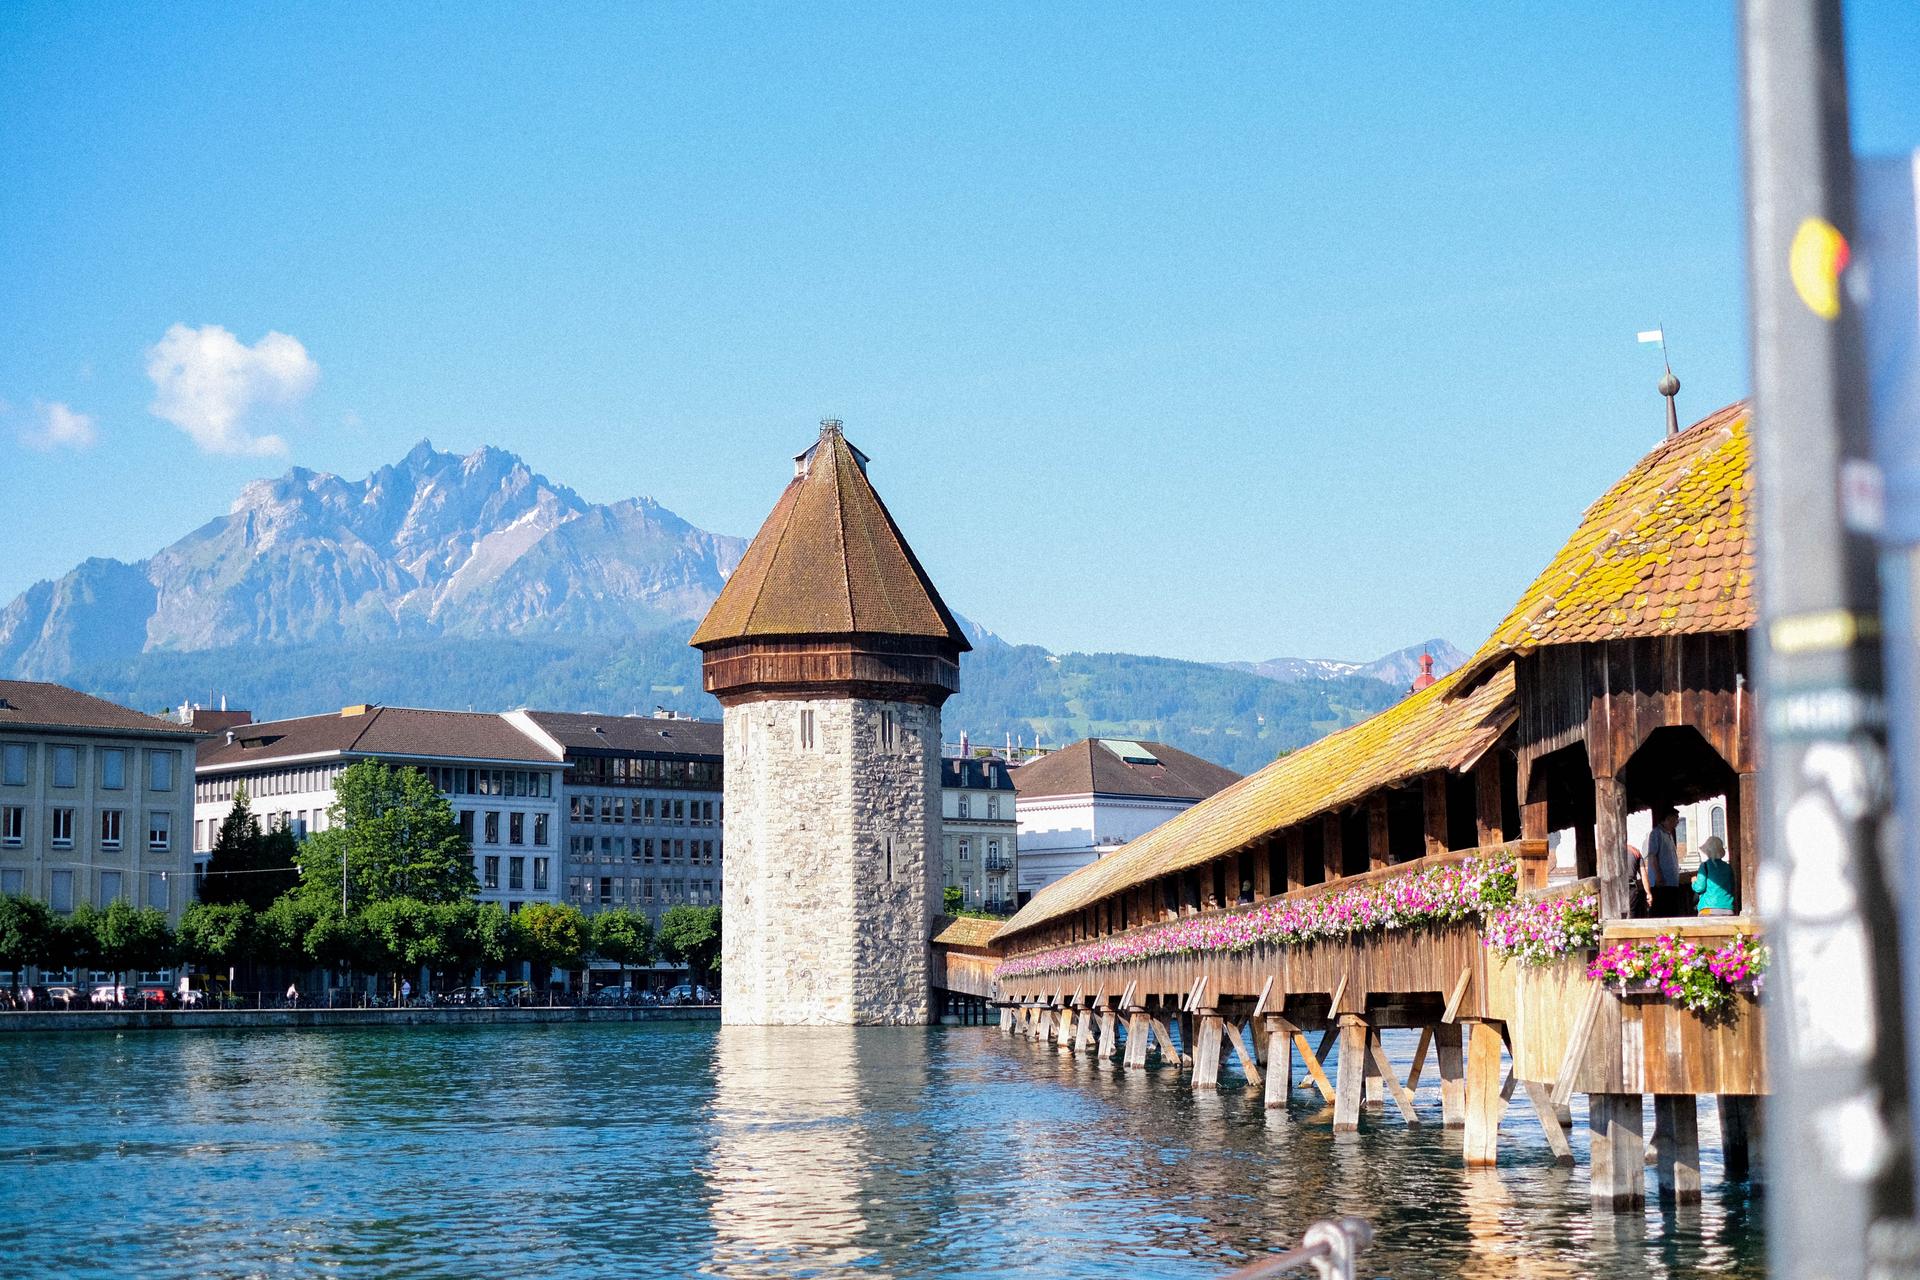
left=0, top=1006, right=721, bottom=1034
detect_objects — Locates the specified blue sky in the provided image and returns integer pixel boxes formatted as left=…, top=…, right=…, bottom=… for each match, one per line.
left=3, top=3, right=1916, bottom=663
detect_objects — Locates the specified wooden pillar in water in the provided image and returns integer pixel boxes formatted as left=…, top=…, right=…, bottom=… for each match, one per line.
left=1097, top=1002, right=1118, bottom=1059
left=1594, top=776, right=1632, bottom=919
left=1462, top=1020, right=1504, bottom=1166
left=1191, top=1008, right=1225, bottom=1091
left=1589, top=1093, right=1647, bottom=1209
left=1123, top=1004, right=1152, bottom=1069
left=1719, top=1094, right=1759, bottom=1181
left=1652, top=1095, right=1702, bottom=1204
left=1435, top=1022, right=1466, bottom=1128
left=1363, top=1031, right=1386, bottom=1108
left=1264, top=1016, right=1295, bottom=1110
left=999, top=1005, right=1012, bottom=1033
left=1056, top=1002, right=1074, bottom=1050
left=1073, top=1000, right=1095, bottom=1054
left=1333, top=1015, right=1369, bottom=1132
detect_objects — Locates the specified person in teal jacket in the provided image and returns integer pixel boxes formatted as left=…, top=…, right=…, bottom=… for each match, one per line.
left=1691, top=835, right=1737, bottom=915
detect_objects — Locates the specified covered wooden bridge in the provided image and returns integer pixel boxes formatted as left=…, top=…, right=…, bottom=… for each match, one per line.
left=943, top=403, right=1766, bottom=1210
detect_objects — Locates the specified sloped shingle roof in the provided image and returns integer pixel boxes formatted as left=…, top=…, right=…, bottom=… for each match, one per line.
left=0, top=680, right=198, bottom=738
left=1011, top=738, right=1242, bottom=802
left=520, top=710, right=722, bottom=757
left=996, top=666, right=1515, bottom=942
left=198, top=706, right=557, bottom=768
left=1453, top=402, right=1753, bottom=688
left=690, top=423, right=969, bottom=650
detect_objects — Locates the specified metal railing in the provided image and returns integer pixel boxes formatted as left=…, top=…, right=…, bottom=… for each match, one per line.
left=1218, top=1218, right=1372, bottom=1280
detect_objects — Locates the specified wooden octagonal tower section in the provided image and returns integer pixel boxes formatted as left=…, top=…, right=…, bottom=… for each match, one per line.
left=691, top=419, right=969, bottom=1025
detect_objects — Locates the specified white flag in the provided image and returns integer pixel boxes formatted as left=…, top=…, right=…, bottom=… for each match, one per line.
left=1637, top=329, right=1665, bottom=344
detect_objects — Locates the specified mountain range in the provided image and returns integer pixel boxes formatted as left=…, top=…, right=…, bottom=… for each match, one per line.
left=1, top=443, right=1453, bottom=776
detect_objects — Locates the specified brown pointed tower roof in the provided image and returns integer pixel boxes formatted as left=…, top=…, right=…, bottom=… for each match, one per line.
left=691, top=420, right=969, bottom=649
left=691, top=420, right=968, bottom=707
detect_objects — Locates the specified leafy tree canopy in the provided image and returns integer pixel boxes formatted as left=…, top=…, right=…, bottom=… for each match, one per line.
left=178, top=901, right=257, bottom=971
left=589, top=909, right=653, bottom=969
left=200, top=787, right=301, bottom=911
left=296, top=760, right=475, bottom=910
left=93, top=901, right=178, bottom=978
left=0, top=894, right=55, bottom=987
left=657, top=905, right=721, bottom=981
left=512, top=903, right=587, bottom=972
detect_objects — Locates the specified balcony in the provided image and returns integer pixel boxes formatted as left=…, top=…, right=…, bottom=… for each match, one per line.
left=984, top=855, right=1012, bottom=874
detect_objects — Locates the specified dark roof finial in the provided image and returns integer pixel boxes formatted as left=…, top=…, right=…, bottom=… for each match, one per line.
left=1659, top=369, right=1681, bottom=436
left=820, top=417, right=843, bottom=437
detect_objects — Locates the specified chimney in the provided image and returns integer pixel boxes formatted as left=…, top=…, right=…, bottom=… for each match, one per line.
left=959, top=731, right=970, bottom=759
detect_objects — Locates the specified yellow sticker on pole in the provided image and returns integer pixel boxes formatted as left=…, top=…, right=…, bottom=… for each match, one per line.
left=1789, top=216, right=1850, bottom=320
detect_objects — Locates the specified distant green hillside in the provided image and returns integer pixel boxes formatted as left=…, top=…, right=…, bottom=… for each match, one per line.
left=67, top=634, right=1403, bottom=776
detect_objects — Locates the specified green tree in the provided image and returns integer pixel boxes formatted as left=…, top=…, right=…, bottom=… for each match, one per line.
left=942, top=886, right=963, bottom=916
left=200, top=787, right=300, bottom=910
left=259, top=894, right=321, bottom=967
left=178, top=902, right=257, bottom=980
left=438, top=900, right=510, bottom=980
left=657, top=905, right=721, bottom=984
left=362, top=896, right=452, bottom=993
left=303, top=908, right=371, bottom=974
left=296, top=760, right=475, bottom=910
left=93, top=901, right=178, bottom=987
left=0, top=894, right=54, bottom=993
left=51, top=903, right=103, bottom=974
left=512, top=903, right=587, bottom=977
left=589, top=908, right=653, bottom=984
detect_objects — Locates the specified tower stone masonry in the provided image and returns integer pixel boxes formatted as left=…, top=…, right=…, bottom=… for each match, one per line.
left=690, top=420, right=969, bottom=1025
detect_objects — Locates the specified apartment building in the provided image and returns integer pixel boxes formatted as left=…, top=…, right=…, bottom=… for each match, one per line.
left=1012, top=737, right=1241, bottom=900
left=507, top=710, right=723, bottom=923
left=0, top=680, right=200, bottom=924
left=194, top=704, right=565, bottom=912
left=940, top=756, right=1017, bottom=915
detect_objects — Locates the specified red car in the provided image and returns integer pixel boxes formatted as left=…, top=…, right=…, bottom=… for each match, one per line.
left=130, top=986, right=170, bottom=1008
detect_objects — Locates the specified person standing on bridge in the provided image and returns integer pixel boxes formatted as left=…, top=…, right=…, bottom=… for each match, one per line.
left=1643, top=805, right=1685, bottom=917
left=1691, top=836, right=1736, bottom=916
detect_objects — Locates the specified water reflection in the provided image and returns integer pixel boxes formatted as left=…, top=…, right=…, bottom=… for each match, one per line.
left=0, top=1025, right=1763, bottom=1279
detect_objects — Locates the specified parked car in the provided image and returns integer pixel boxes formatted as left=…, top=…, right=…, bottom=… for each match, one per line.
left=588, top=986, right=633, bottom=1006
left=665, top=983, right=713, bottom=1005
left=89, top=983, right=125, bottom=1007
left=44, top=985, right=80, bottom=1010
left=131, top=986, right=171, bottom=1008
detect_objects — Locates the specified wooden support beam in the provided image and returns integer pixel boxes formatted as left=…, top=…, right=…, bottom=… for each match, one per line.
left=1368, top=1028, right=1420, bottom=1124
left=1652, top=1095, right=1702, bottom=1204
left=1522, top=1080, right=1575, bottom=1165
left=1405, top=1026, right=1433, bottom=1093
left=1176, top=1010, right=1196, bottom=1070
left=1329, top=970, right=1350, bottom=1018
left=1223, top=1018, right=1262, bottom=1086
left=1462, top=1020, right=1504, bottom=1166
left=1124, top=1008, right=1151, bottom=1069
left=1549, top=984, right=1606, bottom=1110
left=1285, top=827, right=1306, bottom=891
left=1252, top=976, right=1275, bottom=1019
left=1263, top=1017, right=1294, bottom=1109
left=1423, top=772, right=1450, bottom=859
left=1367, top=794, right=1392, bottom=872
left=1594, top=774, right=1633, bottom=919
left=1073, top=1004, right=1095, bottom=1054
left=1294, top=1031, right=1336, bottom=1102
left=1441, top=967, right=1473, bottom=1023
left=1323, top=812, right=1344, bottom=880
left=1252, top=838, right=1273, bottom=900
left=1589, top=1093, right=1648, bottom=1209
left=1501, top=1066, right=1517, bottom=1103
left=1332, top=1015, right=1368, bottom=1132
left=1719, top=1095, right=1759, bottom=1182
left=1733, top=771, right=1760, bottom=916
left=1098, top=1007, right=1118, bottom=1059
left=1191, top=1011, right=1225, bottom=1091
left=1299, top=1024, right=1338, bottom=1090
left=1184, top=975, right=1208, bottom=1012
left=1474, top=752, right=1504, bottom=845
left=1435, top=1023, right=1465, bottom=1128
left=1521, top=797, right=1550, bottom=844
left=1152, top=1014, right=1180, bottom=1066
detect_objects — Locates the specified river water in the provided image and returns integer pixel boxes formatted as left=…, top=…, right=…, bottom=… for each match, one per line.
left=0, top=1022, right=1762, bottom=1279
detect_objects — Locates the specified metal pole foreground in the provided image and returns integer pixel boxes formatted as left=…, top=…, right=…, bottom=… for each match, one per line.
left=1743, top=1, right=1915, bottom=1275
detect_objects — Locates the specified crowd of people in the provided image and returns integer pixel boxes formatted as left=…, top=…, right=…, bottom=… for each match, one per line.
left=1627, top=804, right=1737, bottom=919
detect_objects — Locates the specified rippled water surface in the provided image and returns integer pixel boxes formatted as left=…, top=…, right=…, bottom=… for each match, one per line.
left=0, top=1022, right=1762, bottom=1278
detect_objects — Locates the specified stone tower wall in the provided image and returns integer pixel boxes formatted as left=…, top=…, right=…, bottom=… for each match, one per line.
left=721, top=695, right=939, bottom=1025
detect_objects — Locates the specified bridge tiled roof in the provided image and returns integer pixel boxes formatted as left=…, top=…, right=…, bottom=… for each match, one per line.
left=933, top=915, right=1006, bottom=950
left=690, top=422, right=969, bottom=650
left=995, top=664, right=1515, bottom=943
left=1451, top=402, right=1753, bottom=688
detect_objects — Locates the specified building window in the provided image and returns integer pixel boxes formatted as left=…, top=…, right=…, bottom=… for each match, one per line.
left=101, top=749, right=125, bottom=790
left=0, top=743, right=25, bottom=786
left=459, top=810, right=475, bottom=842
left=100, top=870, right=122, bottom=903
left=148, top=750, right=175, bottom=791
left=533, top=857, right=549, bottom=892
left=51, top=808, right=74, bottom=849
left=52, top=747, right=77, bottom=789
left=0, top=868, right=21, bottom=895
left=50, top=869, right=73, bottom=912
left=642, top=838, right=654, bottom=864
left=148, top=812, right=171, bottom=852
left=100, top=810, right=123, bottom=851
left=483, top=856, right=500, bottom=889
left=799, top=709, right=816, bottom=750
left=988, top=796, right=1000, bottom=820
left=147, top=871, right=169, bottom=911
left=958, top=795, right=970, bottom=819
left=959, top=839, right=971, bottom=862
left=599, top=877, right=613, bottom=906
left=509, top=857, right=525, bottom=891
left=1711, top=805, right=1727, bottom=841
left=879, top=710, right=896, bottom=750
left=484, top=812, right=500, bottom=844
left=2, top=807, right=23, bottom=847
left=509, top=812, right=524, bottom=845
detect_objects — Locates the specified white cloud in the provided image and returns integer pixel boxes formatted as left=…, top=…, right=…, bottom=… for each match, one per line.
left=145, top=323, right=318, bottom=456
left=20, top=401, right=99, bottom=451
